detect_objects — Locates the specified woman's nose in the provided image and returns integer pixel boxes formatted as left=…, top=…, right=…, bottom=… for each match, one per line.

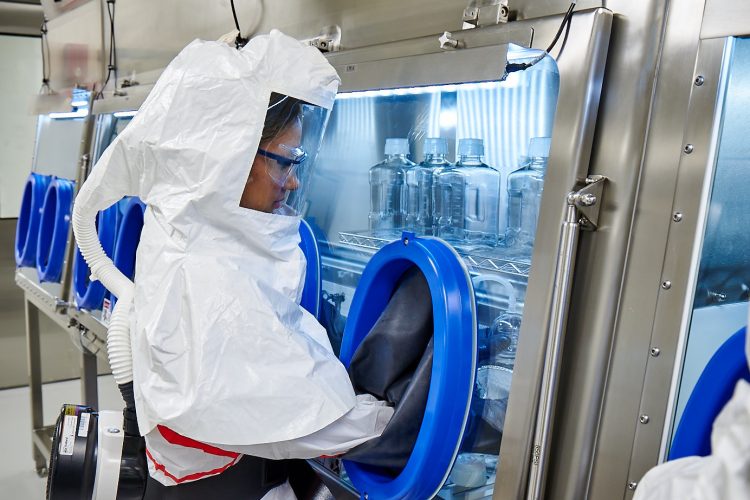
left=284, top=172, right=300, bottom=191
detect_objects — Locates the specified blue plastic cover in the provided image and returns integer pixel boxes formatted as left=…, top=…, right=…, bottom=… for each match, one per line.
left=669, top=326, right=749, bottom=460
left=15, top=173, right=52, bottom=267
left=73, top=204, right=120, bottom=310
left=108, top=198, right=146, bottom=308
left=339, top=232, right=476, bottom=500
left=36, top=178, right=75, bottom=283
left=298, top=218, right=321, bottom=319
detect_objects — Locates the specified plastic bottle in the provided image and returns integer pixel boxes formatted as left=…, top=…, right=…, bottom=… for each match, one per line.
left=505, top=137, right=551, bottom=250
left=435, top=138, right=500, bottom=245
left=368, top=138, right=415, bottom=231
left=406, top=138, right=450, bottom=235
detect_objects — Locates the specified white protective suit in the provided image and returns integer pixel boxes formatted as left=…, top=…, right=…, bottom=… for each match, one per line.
left=633, top=305, right=750, bottom=499
left=73, top=31, right=392, bottom=489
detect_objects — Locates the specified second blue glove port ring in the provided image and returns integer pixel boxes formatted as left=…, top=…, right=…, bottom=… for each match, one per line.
left=36, top=178, right=75, bottom=283
left=106, top=197, right=146, bottom=309
left=73, top=204, right=120, bottom=310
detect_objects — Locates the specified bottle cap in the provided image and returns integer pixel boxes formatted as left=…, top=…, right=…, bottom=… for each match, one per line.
left=384, top=138, right=410, bottom=156
left=528, top=137, right=552, bottom=159
left=458, top=138, right=484, bottom=157
left=423, top=137, right=448, bottom=156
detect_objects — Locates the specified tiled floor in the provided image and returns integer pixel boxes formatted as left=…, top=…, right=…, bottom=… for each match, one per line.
left=0, top=376, right=123, bottom=500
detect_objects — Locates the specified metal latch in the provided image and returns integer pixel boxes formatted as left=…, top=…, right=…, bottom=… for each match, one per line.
left=463, top=0, right=510, bottom=29
left=439, top=31, right=463, bottom=50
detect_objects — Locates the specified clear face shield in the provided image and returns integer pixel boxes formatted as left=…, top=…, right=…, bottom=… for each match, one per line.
left=243, top=93, right=331, bottom=216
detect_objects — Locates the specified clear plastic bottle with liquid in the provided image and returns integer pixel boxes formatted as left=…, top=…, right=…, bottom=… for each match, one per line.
left=406, top=138, right=450, bottom=235
left=435, top=138, right=500, bottom=245
left=505, top=137, right=551, bottom=250
left=369, top=138, right=415, bottom=232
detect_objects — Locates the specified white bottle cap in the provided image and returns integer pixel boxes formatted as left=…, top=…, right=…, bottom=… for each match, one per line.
left=423, top=137, right=448, bottom=156
left=528, top=137, right=552, bottom=158
left=384, top=138, right=410, bottom=155
left=458, top=138, right=484, bottom=157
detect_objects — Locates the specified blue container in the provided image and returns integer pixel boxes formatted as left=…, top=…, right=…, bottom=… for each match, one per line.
left=107, top=197, right=146, bottom=308
left=73, top=204, right=120, bottom=310
left=15, top=173, right=52, bottom=267
left=36, top=178, right=75, bottom=283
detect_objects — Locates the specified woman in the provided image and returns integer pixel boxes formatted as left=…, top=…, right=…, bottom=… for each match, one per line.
left=73, top=32, right=392, bottom=499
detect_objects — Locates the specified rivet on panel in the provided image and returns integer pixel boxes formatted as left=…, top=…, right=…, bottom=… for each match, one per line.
left=694, top=75, right=705, bottom=86
left=650, top=347, right=661, bottom=357
left=684, top=144, right=694, bottom=154
left=672, top=212, right=683, bottom=222
left=661, top=280, right=672, bottom=290
left=628, top=481, right=638, bottom=490
left=640, top=415, right=650, bottom=424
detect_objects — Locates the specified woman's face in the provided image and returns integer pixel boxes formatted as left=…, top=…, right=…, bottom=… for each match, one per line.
left=240, top=121, right=302, bottom=213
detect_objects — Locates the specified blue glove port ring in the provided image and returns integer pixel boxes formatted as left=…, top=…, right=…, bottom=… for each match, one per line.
left=339, top=232, right=477, bottom=500
left=109, top=198, right=146, bottom=307
left=73, top=204, right=120, bottom=310
left=669, top=326, right=749, bottom=460
left=15, top=173, right=52, bottom=267
left=299, top=218, right=322, bottom=319
left=36, top=178, right=75, bottom=283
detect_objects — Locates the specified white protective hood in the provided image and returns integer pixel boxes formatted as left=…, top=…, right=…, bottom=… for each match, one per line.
left=633, top=306, right=750, bottom=499
left=75, top=31, right=360, bottom=446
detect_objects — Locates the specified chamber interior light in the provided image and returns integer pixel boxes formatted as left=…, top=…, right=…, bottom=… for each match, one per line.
left=49, top=109, right=88, bottom=119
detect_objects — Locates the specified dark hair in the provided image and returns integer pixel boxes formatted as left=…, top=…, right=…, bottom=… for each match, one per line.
left=260, top=92, right=303, bottom=146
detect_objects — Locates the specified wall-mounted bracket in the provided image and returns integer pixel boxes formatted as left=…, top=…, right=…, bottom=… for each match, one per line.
left=306, top=25, right=343, bottom=52
left=568, top=175, right=607, bottom=231
left=462, top=0, right=510, bottom=29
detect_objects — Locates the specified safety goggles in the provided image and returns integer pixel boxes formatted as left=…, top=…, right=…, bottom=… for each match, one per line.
left=257, top=144, right=308, bottom=185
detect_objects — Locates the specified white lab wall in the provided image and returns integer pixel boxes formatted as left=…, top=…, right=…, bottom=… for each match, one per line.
left=0, top=34, right=41, bottom=218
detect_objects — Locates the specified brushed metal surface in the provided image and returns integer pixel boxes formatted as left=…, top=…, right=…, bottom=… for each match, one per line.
left=494, top=8, right=612, bottom=500
left=518, top=0, right=711, bottom=498
left=0, top=1, right=43, bottom=36
left=701, top=0, right=750, bottom=39
left=625, top=37, right=730, bottom=489
left=584, top=1, right=725, bottom=498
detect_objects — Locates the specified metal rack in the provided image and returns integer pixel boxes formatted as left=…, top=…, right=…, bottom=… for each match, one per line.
left=339, top=230, right=532, bottom=279
left=15, top=267, right=108, bottom=476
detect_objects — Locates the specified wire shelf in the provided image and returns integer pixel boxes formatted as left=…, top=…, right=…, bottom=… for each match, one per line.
left=338, top=231, right=531, bottom=278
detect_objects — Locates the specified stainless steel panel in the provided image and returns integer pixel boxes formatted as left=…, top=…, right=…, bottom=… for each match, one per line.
left=492, top=8, right=612, bottom=500
left=530, top=0, right=713, bottom=498
left=512, top=1, right=605, bottom=21
left=0, top=1, right=43, bottom=36
left=701, top=0, right=750, bottom=39
left=620, top=37, right=728, bottom=494
left=585, top=0, right=726, bottom=496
